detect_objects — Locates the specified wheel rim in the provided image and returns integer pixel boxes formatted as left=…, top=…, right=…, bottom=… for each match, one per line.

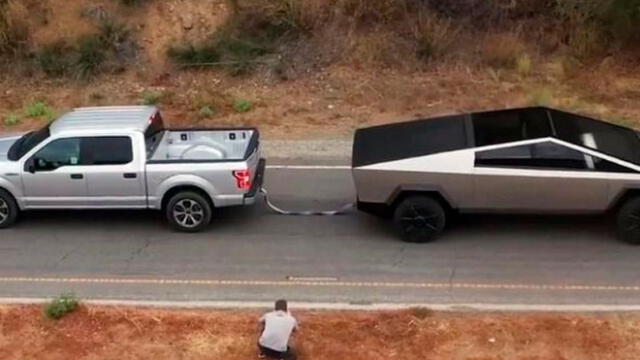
left=0, top=198, right=8, bottom=225
left=623, top=213, right=640, bottom=232
left=173, top=199, right=205, bottom=229
left=400, top=205, right=439, bottom=239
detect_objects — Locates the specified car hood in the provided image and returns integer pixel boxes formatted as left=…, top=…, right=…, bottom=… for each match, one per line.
left=0, top=132, right=25, bottom=162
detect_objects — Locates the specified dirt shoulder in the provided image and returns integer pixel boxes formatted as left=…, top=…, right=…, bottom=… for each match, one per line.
left=1, top=305, right=639, bottom=360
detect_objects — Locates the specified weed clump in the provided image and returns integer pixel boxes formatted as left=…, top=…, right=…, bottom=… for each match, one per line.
left=34, top=16, right=135, bottom=78
left=3, top=113, right=20, bottom=126
left=24, top=101, right=56, bottom=121
left=44, top=294, right=79, bottom=320
left=233, top=98, right=253, bottom=113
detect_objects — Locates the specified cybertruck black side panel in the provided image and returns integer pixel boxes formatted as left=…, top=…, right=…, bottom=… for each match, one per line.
left=352, top=115, right=469, bottom=168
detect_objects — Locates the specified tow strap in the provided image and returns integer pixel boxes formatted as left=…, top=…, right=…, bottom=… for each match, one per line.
left=260, top=188, right=354, bottom=216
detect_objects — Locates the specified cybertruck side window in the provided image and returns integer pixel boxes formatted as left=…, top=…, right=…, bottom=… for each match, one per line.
left=475, top=141, right=587, bottom=170
left=476, top=141, right=638, bottom=172
left=473, top=108, right=552, bottom=147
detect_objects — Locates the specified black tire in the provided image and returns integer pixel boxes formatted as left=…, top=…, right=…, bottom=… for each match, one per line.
left=0, top=189, right=19, bottom=229
left=616, top=197, right=640, bottom=245
left=393, top=196, right=446, bottom=243
left=165, top=191, right=212, bottom=233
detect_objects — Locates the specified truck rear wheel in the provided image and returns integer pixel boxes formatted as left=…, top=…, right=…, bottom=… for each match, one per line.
left=165, top=191, right=212, bottom=232
left=393, top=196, right=446, bottom=243
left=0, top=189, right=18, bottom=229
left=616, top=197, right=640, bottom=245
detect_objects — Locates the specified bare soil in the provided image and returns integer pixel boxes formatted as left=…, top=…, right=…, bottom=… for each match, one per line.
left=2, top=0, right=640, bottom=139
left=1, top=305, right=640, bottom=360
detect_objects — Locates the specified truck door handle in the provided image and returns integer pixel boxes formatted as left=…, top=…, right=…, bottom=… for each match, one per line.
left=70, top=174, right=84, bottom=180
left=123, top=173, right=137, bottom=179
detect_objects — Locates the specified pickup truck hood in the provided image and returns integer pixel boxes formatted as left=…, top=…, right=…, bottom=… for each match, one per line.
left=0, top=132, right=25, bottom=162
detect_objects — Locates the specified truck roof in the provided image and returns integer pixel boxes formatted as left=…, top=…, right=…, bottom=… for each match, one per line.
left=49, top=106, right=158, bottom=136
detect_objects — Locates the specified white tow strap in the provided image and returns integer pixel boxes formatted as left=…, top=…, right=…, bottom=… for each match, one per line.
left=260, top=188, right=354, bottom=216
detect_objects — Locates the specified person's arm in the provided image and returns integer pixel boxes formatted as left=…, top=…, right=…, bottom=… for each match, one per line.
left=258, top=314, right=266, bottom=337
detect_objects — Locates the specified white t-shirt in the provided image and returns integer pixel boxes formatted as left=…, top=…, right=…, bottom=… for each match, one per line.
left=259, top=310, right=298, bottom=352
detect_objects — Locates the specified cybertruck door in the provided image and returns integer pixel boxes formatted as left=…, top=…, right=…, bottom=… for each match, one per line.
left=471, top=140, right=609, bottom=212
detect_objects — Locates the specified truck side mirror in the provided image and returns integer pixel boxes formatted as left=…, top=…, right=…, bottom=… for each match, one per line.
left=24, top=158, right=36, bottom=174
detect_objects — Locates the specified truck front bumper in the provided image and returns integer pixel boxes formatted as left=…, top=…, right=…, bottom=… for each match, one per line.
left=243, top=158, right=266, bottom=205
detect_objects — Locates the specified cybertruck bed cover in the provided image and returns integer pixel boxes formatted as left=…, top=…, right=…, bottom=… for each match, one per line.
left=352, top=107, right=640, bottom=169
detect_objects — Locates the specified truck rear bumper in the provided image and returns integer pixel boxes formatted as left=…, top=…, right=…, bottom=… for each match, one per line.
left=243, top=158, right=266, bottom=205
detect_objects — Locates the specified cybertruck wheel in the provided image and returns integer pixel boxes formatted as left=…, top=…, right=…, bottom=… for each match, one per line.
left=616, top=197, right=640, bottom=245
left=0, top=189, right=18, bottom=229
left=166, top=191, right=212, bottom=233
left=393, top=196, right=446, bottom=243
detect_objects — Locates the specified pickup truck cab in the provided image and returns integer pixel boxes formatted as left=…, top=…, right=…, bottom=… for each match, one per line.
left=0, top=106, right=265, bottom=232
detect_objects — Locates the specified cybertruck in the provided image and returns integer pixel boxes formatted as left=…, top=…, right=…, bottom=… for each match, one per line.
left=352, top=107, right=640, bottom=244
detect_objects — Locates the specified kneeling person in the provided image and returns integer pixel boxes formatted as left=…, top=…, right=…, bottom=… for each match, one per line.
left=258, top=299, right=298, bottom=360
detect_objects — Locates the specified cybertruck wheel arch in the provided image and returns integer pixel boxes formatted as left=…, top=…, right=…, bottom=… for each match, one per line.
left=387, top=185, right=456, bottom=211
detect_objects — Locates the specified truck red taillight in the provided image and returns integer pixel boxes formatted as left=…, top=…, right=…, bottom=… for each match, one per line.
left=233, top=169, right=252, bottom=190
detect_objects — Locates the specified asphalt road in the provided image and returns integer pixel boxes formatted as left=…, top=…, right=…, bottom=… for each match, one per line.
left=1, top=166, right=639, bottom=306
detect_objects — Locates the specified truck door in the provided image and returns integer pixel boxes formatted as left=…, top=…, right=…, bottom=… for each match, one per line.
left=82, top=136, right=146, bottom=208
left=22, top=137, right=89, bottom=208
left=472, top=140, right=610, bottom=212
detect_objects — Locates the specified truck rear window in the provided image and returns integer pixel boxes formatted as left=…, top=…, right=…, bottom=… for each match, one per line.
left=82, top=137, right=133, bottom=165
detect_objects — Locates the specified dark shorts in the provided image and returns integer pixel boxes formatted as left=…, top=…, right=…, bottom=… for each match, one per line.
left=258, top=343, right=296, bottom=360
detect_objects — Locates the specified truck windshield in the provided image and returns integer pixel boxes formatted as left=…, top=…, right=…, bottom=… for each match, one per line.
left=7, top=125, right=51, bottom=161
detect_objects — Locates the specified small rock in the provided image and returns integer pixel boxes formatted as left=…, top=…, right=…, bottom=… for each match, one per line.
left=488, top=337, right=496, bottom=343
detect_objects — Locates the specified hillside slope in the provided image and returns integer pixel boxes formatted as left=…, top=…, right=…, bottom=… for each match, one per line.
left=1, top=0, right=639, bottom=139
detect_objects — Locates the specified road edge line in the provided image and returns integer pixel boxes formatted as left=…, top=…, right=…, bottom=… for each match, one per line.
left=2, top=298, right=640, bottom=312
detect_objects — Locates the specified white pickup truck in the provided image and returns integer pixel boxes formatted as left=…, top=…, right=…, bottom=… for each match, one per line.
left=0, top=106, right=265, bottom=232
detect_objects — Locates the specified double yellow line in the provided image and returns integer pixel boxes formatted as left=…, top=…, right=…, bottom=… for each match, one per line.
left=0, top=276, right=638, bottom=292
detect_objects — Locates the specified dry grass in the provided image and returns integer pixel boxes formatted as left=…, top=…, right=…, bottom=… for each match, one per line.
left=1, top=305, right=640, bottom=360
left=0, top=0, right=29, bottom=56
left=481, top=32, right=527, bottom=69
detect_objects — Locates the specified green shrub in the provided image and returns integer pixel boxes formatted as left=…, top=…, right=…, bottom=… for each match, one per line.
left=75, top=35, right=106, bottom=79
left=198, top=105, right=216, bottom=118
left=528, top=87, right=553, bottom=107
left=24, top=101, right=54, bottom=118
left=515, top=53, right=532, bottom=76
left=121, top=0, right=151, bottom=5
left=411, top=307, right=434, bottom=319
left=141, top=90, right=163, bottom=105
left=3, top=113, right=20, bottom=126
left=35, top=42, right=73, bottom=76
left=167, top=44, right=220, bottom=67
left=44, top=294, right=79, bottom=320
left=232, top=98, right=253, bottom=113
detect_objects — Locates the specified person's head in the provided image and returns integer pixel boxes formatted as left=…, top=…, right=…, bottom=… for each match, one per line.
left=275, top=299, right=288, bottom=312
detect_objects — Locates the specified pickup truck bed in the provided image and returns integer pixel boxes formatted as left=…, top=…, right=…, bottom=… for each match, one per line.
left=150, top=129, right=257, bottom=161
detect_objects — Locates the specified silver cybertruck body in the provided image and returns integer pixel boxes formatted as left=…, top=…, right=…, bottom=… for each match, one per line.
left=352, top=107, right=640, bottom=243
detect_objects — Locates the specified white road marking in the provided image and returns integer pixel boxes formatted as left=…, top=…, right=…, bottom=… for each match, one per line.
left=0, top=276, right=638, bottom=292
left=2, top=297, right=640, bottom=312
left=266, top=165, right=351, bottom=170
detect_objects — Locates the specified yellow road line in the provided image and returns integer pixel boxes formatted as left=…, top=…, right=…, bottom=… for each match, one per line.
left=0, top=276, right=638, bottom=292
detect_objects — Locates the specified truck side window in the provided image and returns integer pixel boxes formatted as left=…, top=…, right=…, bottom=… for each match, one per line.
left=475, top=141, right=587, bottom=170
left=82, top=137, right=133, bottom=165
left=473, top=108, right=551, bottom=147
left=32, top=138, right=82, bottom=171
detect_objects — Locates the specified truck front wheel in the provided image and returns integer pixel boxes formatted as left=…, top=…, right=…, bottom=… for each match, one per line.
left=616, top=197, right=640, bottom=245
left=165, top=191, right=212, bottom=232
left=393, top=196, right=446, bottom=243
left=0, top=189, right=19, bottom=229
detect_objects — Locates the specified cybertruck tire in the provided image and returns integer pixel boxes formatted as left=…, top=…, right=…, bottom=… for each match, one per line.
left=165, top=191, right=212, bottom=233
left=0, top=189, right=18, bottom=229
left=616, top=197, right=640, bottom=245
left=393, top=196, right=446, bottom=243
